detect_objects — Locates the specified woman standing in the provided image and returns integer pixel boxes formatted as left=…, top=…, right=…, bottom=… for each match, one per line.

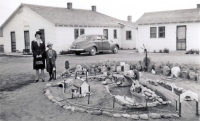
left=31, top=31, right=46, bottom=82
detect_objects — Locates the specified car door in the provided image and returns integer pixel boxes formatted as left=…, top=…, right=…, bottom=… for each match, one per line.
left=94, top=35, right=103, bottom=50
left=102, top=36, right=110, bottom=50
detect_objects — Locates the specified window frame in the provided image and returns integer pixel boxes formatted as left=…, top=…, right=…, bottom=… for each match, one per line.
left=126, top=31, right=132, bottom=40
left=150, top=27, right=157, bottom=38
left=74, top=29, right=79, bottom=39
left=113, top=29, right=117, bottom=39
left=158, top=26, right=165, bottom=38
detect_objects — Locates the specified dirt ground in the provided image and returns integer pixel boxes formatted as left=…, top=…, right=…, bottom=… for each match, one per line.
left=0, top=51, right=200, bottom=121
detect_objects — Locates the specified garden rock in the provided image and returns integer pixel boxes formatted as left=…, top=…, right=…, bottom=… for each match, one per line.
left=149, top=113, right=161, bottom=119
left=74, top=107, right=86, bottom=113
left=113, top=113, right=122, bottom=118
left=91, top=111, right=102, bottom=115
left=171, top=67, right=181, bottom=78
left=171, top=114, right=179, bottom=118
left=139, top=114, right=149, bottom=120
left=154, top=64, right=162, bottom=74
left=102, top=111, right=112, bottom=117
left=122, top=114, right=130, bottom=118
left=189, top=71, right=196, bottom=81
left=163, top=66, right=171, bottom=76
left=161, top=114, right=171, bottom=118
left=130, top=114, right=139, bottom=120
left=180, top=70, right=189, bottom=79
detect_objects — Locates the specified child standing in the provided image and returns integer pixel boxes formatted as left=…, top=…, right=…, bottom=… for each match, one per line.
left=46, top=42, right=57, bottom=81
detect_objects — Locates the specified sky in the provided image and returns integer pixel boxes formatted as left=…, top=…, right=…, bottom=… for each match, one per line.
left=0, top=0, right=199, bottom=26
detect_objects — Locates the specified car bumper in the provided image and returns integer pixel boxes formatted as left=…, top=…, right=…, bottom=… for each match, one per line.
left=69, top=49, right=84, bottom=51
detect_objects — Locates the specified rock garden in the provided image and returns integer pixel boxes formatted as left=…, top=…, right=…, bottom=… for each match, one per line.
left=43, top=55, right=200, bottom=120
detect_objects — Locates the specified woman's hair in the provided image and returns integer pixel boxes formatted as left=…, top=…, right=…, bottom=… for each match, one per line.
left=35, top=31, right=42, bottom=37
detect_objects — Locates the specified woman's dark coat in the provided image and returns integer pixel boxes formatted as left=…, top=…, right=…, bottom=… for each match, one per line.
left=31, top=40, right=46, bottom=70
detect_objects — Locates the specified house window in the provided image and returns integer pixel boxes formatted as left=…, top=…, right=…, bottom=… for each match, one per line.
left=150, top=27, right=157, bottom=38
left=158, top=26, right=165, bottom=38
left=126, top=31, right=132, bottom=40
left=74, top=29, right=79, bottom=39
left=80, top=29, right=85, bottom=35
left=114, top=29, right=117, bottom=39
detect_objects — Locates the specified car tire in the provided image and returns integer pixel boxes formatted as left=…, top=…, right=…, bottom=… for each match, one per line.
left=112, top=46, right=118, bottom=54
left=75, top=52, right=81, bottom=55
left=90, top=47, right=96, bottom=56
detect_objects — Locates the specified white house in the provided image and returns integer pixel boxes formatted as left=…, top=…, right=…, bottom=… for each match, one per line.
left=0, top=3, right=137, bottom=53
left=73, top=79, right=90, bottom=97
left=136, top=4, right=200, bottom=52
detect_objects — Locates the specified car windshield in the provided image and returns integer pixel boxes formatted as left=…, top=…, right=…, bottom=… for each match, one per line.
left=74, top=35, right=93, bottom=42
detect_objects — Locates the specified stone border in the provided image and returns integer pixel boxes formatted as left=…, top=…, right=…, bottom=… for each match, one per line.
left=44, top=82, right=180, bottom=120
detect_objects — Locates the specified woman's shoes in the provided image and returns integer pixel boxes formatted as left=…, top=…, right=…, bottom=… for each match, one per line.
left=34, top=79, right=39, bottom=83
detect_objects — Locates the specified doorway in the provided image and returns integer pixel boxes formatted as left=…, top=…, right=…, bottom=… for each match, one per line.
left=39, top=29, right=45, bottom=44
left=10, top=32, right=16, bottom=52
left=177, top=26, right=186, bottom=50
left=24, top=31, right=30, bottom=50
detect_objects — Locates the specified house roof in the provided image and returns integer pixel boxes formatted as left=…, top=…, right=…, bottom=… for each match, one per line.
left=0, top=3, right=136, bottom=29
left=136, top=8, right=200, bottom=25
left=22, top=3, right=136, bottom=27
left=73, top=79, right=88, bottom=87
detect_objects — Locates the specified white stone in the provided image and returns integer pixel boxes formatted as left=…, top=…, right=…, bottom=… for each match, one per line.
left=171, top=67, right=181, bottom=78
left=130, top=114, right=139, bottom=120
left=122, top=114, right=130, bottom=118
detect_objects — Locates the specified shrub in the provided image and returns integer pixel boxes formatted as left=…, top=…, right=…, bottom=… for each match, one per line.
left=195, top=50, right=199, bottom=54
left=159, top=49, right=162, bottom=53
left=59, top=50, right=74, bottom=55
left=185, top=49, right=196, bottom=54
left=163, top=48, right=169, bottom=53
left=153, top=50, right=156, bottom=53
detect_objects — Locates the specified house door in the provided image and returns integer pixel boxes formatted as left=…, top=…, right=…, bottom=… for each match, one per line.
left=177, top=26, right=186, bottom=50
left=39, top=29, right=45, bottom=44
left=10, top=32, right=16, bottom=52
left=24, top=31, right=30, bottom=50
left=103, top=29, right=108, bottom=39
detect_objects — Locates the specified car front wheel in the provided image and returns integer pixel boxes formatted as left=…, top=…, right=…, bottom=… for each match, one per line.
left=112, top=46, right=118, bottom=54
left=90, top=47, right=96, bottom=56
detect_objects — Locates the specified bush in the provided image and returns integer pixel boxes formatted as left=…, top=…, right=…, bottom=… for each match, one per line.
left=59, top=50, right=74, bottom=55
left=185, top=49, right=199, bottom=54
left=159, top=49, right=162, bottom=53
left=153, top=50, right=156, bottom=53
left=163, top=48, right=169, bottom=53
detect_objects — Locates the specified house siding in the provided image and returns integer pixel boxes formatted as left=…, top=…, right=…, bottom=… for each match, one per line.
left=121, top=26, right=137, bottom=49
left=3, top=6, right=56, bottom=52
left=0, top=37, right=3, bottom=45
left=137, top=23, right=200, bottom=52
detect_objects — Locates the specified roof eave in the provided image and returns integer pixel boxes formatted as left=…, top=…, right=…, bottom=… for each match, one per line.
left=137, top=20, right=200, bottom=25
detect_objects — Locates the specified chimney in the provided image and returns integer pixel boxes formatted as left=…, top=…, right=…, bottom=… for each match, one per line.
left=127, top=16, right=132, bottom=22
left=92, top=6, right=96, bottom=11
left=67, top=2, right=72, bottom=9
left=197, top=4, right=200, bottom=8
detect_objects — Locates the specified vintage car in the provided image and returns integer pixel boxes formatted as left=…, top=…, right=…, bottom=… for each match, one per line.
left=69, top=35, right=119, bottom=56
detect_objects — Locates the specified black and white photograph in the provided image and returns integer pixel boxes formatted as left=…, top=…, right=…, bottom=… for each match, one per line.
left=0, top=0, right=200, bottom=121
